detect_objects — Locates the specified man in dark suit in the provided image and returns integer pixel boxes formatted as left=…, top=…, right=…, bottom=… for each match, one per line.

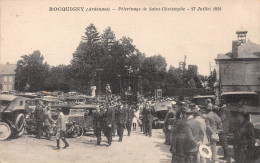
left=93, top=106, right=104, bottom=145
left=144, top=103, right=153, bottom=137
left=34, top=101, right=45, bottom=139
left=104, top=104, right=115, bottom=146
left=115, top=103, right=127, bottom=142
left=126, top=105, right=135, bottom=136
left=184, top=107, right=204, bottom=163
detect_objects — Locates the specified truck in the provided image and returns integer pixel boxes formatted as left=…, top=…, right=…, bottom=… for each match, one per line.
left=215, top=38, right=260, bottom=141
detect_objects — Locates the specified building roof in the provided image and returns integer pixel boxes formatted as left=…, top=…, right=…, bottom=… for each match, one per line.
left=0, top=63, right=17, bottom=75
left=216, top=41, right=260, bottom=60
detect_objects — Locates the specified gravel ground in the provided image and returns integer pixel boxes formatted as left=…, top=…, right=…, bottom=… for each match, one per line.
left=0, top=129, right=172, bottom=163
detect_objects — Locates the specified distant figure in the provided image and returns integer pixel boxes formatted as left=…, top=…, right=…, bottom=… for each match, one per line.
left=106, top=84, right=112, bottom=101
left=106, top=84, right=112, bottom=96
left=34, top=101, right=45, bottom=139
left=55, top=108, right=69, bottom=149
left=44, top=105, right=55, bottom=140
left=91, top=86, right=96, bottom=98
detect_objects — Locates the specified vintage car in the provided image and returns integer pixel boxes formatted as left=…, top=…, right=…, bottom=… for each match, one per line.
left=69, top=104, right=97, bottom=134
left=191, top=95, right=216, bottom=109
left=0, top=95, right=27, bottom=140
left=50, top=104, right=97, bottom=137
left=152, top=101, right=174, bottom=128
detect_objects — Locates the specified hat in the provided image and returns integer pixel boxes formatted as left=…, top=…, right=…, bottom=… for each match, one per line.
left=182, top=107, right=194, bottom=114
left=206, top=99, right=211, bottom=103
left=199, top=144, right=212, bottom=159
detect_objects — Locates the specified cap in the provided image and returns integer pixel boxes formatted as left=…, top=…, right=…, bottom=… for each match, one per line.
left=182, top=107, right=194, bottom=114
left=206, top=99, right=211, bottom=103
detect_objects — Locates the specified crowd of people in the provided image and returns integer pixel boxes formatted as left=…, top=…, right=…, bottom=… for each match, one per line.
left=26, top=93, right=260, bottom=162
left=92, top=99, right=155, bottom=146
left=163, top=98, right=259, bottom=163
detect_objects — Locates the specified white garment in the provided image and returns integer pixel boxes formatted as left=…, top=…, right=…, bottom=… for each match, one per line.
left=132, top=110, right=140, bottom=123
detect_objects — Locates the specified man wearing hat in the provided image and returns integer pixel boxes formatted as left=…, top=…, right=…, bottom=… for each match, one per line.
left=184, top=107, right=204, bottom=163
left=163, top=106, right=175, bottom=145
left=219, top=104, right=231, bottom=162
left=143, top=103, right=153, bottom=137
left=115, top=103, right=127, bottom=142
left=205, top=105, right=222, bottom=162
left=126, top=105, right=135, bottom=136
left=232, top=109, right=256, bottom=163
left=34, top=101, right=45, bottom=139
left=104, top=104, right=115, bottom=146
left=93, top=105, right=104, bottom=145
left=55, top=108, right=69, bottom=149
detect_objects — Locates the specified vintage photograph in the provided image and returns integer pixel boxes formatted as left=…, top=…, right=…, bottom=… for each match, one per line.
left=0, top=0, right=260, bottom=162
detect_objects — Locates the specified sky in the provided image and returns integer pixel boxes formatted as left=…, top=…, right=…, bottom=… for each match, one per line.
left=1, top=0, right=260, bottom=76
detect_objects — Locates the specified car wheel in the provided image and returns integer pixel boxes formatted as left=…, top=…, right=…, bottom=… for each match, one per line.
left=0, top=122, right=12, bottom=140
left=14, top=126, right=25, bottom=138
left=76, top=126, right=84, bottom=137
left=15, top=114, right=25, bottom=132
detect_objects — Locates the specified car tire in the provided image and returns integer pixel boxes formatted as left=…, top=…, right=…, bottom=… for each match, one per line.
left=13, top=126, right=25, bottom=138
left=0, top=122, right=12, bottom=140
left=15, top=114, right=25, bottom=132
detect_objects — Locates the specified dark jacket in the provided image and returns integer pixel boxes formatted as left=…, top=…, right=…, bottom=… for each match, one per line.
left=220, top=108, right=231, bottom=133
left=185, top=117, right=204, bottom=153
left=104, top=107, right=115, bottom=125
left=171, top=118, right=187, bottom=155
left=93, top=111, right=104, bottom=128
left=35, top=105, right=45, bottom=122
left=115, top=107, right=127, bottom=124
left=233, top=121, right=255, bottom=148
left=126, top=108, right=135, bottom=122
left=143, top=106, right=153, bottom=122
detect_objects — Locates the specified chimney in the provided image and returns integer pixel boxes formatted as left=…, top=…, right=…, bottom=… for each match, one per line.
left=232, top=41, right=239, bottom=59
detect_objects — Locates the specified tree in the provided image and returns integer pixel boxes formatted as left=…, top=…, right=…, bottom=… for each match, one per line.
left=208, top=69, right=216, bottom=90
left=14, top=50, right=49, bottom=92
left=45, top=65, right=70, bottom=92
left=140, top=55, right=167, bottom=93
left=71, top=24, right=102, bottom=93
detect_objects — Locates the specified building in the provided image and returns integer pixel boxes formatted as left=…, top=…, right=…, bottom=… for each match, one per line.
left=214, top=32, right=260, bottom=103
left=0, top=63, right=17, bottom=92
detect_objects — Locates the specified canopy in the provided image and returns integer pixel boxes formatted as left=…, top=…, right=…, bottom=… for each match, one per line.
left=0, top=94, right=17, bottom=101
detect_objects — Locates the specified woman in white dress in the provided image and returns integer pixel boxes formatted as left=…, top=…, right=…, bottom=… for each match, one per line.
left=132, top=109, right=140, bottom=131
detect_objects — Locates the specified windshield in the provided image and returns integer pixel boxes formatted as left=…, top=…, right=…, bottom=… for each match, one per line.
left=221, top=94, right=259, bottom=107
left=0, top=100, right=11, bottom=107
left=155, top=110, right=168, bottom=120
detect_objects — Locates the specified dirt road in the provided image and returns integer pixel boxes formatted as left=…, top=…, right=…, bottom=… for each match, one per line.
left=0, top=129, right=171, bottom=163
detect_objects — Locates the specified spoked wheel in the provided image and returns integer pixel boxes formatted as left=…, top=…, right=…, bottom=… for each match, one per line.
left=70, top=125, right=84, bottom=138
left=78, top=126, right=84, bottom=137
left=0, top=122, right=12, bottom=140
left=15, top=114, right=25, bottom=132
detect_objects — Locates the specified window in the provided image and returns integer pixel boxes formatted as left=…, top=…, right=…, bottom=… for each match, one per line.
left=9, top=76, right=13, bottom=83
left=9, top=85, right=13, bottom=91
left=20, top=101, right=23, bottom=106
left=4, top=76, right=8, bottom=82
left=3, top=84, right=7, bottom=91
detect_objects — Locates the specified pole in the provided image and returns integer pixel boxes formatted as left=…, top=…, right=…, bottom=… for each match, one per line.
left=98, top=71, right=101, bottom=100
